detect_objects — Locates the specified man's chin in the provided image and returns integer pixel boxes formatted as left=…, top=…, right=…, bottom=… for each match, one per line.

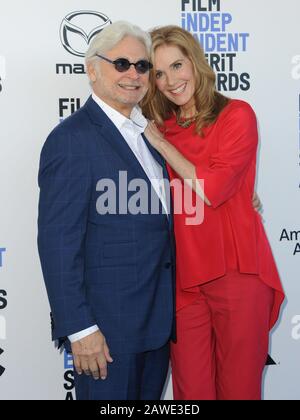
left=119, top=95, right=146, bottom=106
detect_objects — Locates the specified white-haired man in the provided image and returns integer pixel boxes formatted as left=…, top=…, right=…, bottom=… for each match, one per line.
left=38, top=21, right=175, bottom=400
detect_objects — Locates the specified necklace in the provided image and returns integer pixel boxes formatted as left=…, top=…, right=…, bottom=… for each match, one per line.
left=176, top=111, right=200, bottom=128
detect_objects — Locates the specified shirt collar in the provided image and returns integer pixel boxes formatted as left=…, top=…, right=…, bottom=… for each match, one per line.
left=92, top=93, right=147, bottom=135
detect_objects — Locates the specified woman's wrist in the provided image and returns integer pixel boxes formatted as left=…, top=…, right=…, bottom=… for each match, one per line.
left=157, top=137, right=169, bottom=158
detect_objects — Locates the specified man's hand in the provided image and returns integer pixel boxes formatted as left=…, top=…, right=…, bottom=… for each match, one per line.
left=71, top=330, right=113, bottom=380
left=252, top=191, right=262, bottom=212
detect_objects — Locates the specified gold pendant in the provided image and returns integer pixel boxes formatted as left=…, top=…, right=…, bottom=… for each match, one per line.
left=177, top=118, right=194, bottom=128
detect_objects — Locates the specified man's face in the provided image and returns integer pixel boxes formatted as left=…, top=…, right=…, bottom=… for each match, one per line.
left=88, top=36, right=150, bottom=117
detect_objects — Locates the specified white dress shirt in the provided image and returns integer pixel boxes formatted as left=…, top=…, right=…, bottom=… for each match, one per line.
left=68, top=93, right=169, bottom=343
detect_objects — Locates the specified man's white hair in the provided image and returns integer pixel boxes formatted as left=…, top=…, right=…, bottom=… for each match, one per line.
left=85, top=21, right=152, bottom=67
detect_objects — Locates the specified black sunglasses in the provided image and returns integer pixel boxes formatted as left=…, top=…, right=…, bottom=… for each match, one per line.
left=96, top=54, right=153, bottom=74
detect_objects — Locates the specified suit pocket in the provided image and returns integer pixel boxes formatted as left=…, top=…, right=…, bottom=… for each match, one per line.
left=102, top=241, right=137, bottom=267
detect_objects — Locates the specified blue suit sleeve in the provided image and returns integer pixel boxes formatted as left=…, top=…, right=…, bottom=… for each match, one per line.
left=37, top=129, right=96, bottom=340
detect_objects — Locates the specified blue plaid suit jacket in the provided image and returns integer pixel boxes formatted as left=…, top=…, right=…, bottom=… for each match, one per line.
left=37, top=96, right=175, bottom=354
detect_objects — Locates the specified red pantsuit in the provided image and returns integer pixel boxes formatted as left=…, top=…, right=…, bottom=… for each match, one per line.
left=164, top=100, right=285, bottom=400
left=171, top=272, right=274, bottom=400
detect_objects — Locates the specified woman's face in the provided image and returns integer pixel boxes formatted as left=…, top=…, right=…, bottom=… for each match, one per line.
left=154, top=44, right=196, bottom=110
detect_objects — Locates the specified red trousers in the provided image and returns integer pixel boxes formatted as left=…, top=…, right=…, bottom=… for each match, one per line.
left=171, top=271, right=274, bottom=400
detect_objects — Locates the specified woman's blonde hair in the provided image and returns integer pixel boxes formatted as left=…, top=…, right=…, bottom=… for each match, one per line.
left=141, top=25, right=229, bottom=135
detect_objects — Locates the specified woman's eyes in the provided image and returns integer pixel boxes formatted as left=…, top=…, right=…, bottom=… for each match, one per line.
left=155, top=62, right=183, bottom=79
left=173, top=62, right=182, bottom=70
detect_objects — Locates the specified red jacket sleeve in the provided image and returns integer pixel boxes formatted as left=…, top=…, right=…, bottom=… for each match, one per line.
left=195, top=101, right=258, bottom=208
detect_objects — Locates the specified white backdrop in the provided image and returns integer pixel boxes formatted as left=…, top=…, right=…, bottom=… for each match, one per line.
left=0, top=0, right=299, bottom=400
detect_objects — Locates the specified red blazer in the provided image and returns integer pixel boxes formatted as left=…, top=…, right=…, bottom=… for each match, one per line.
left=164, top=100, right=284, bottom=329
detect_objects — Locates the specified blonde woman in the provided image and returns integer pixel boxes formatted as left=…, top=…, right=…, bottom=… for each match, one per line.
left=142, top=25, right=284, bottom=400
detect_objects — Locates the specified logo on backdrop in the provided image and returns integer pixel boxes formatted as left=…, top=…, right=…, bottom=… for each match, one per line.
left=60, top=11, right=111, bottom=57
left=292, top=315, right=300, bottom=340
left=266, top=354, right=277, bottom=366
left=56, top=11, right=112, bottom=76
left=0, top=348, right=5, bottom=377
left=280, top=229, right=300, bottom=255
left=0, top=56, right=6, bottom=93
left=181, top=0, right=250, bottom=91
left=64, top=350, right=75, bottom=400
left=59, top=98, right=81, bottom=121
left=0, top=290, right=7, bottom=311
left=0, top=248, right=6, bottom=268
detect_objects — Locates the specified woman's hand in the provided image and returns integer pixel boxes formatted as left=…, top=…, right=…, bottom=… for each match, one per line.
left=252, top=191, right=262, bottom=212
left=144, top=121, right=166, bottom=151
left=144, top=121, right=210, bottom=206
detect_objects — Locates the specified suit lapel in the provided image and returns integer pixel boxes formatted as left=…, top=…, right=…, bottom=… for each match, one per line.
left=84, top=96, right=172, bottom=224
left=142, top=135, right=164, bottom=166
left=143, top=134, right=173, bottom=225
left=143, top=134, right=170, bottom=183
left=85, top=96, right=149, bottom=180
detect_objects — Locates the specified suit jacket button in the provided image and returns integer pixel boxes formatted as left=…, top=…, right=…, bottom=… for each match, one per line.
left=164, top=262, right=171, bottom=269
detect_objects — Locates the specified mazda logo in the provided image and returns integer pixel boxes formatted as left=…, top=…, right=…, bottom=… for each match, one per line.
left=60, top=11, right=112, bottom=57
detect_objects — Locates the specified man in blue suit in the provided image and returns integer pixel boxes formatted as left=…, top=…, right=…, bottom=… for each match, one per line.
left=38, top=21, right=175, bottom=400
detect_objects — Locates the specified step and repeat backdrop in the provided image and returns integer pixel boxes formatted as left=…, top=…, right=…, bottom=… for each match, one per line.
left=0, top=0, right=299, bottom=400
